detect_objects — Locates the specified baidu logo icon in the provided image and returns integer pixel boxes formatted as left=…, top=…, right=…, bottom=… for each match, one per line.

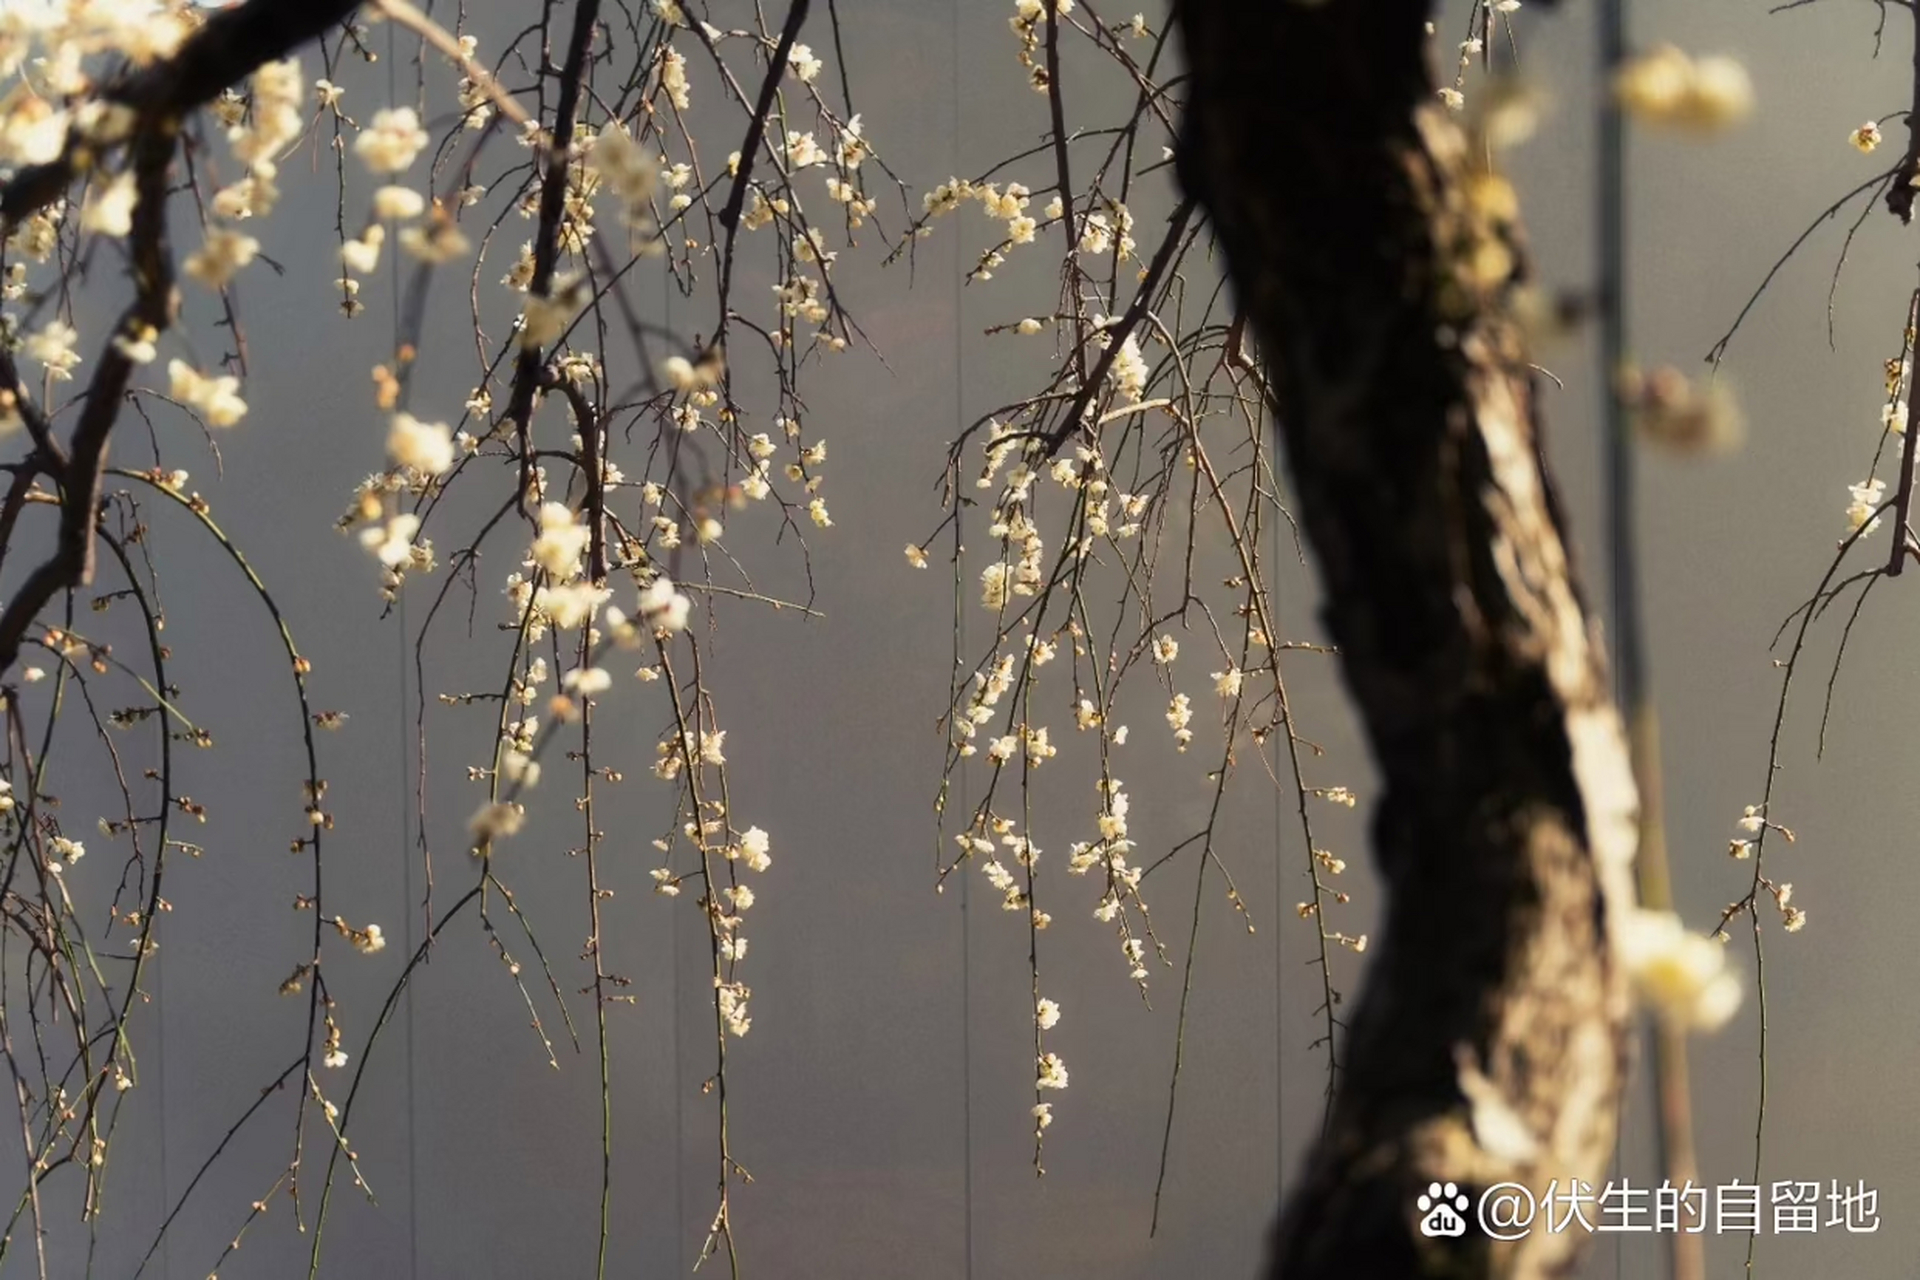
left=1417, top=1182, right=1472, bottom=1238
left=1407, top=1175, right=1881, bottom=1241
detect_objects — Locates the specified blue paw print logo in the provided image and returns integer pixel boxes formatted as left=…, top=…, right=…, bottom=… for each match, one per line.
left=1416, top=1181, right=1470, bottom=1238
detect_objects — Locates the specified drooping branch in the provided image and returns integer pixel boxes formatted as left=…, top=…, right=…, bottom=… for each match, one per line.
left=0, top=121, right=178, bottom=677
left=1172, top=2, right=1639, bottom=1276
left=710, top=0, right=812, bottom=351
left=716, top=0, right=812, bottom=235
left=502, top=0, right=601, bottom=517
left=1889, top=0, right=1920, bottom=222
left=0, top=0, right=371, bottom=681
left=0, top=351, right=64, bottom=475
left=0, top=0, right=363, bottom=228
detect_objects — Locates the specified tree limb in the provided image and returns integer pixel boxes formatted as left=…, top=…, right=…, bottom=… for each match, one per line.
left=0, top=0, right=366, bottom=677
left=1173, top=2, right=1639, bottom=1275
left=1, top=0, right=363, bottom=228
left=0, top=122, right=178, bottom=677
left=502, top=0, right=601, bottom=516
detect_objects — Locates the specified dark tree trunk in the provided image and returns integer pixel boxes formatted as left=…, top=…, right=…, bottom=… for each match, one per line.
left=1172, top=3, right=1640, bottom=1277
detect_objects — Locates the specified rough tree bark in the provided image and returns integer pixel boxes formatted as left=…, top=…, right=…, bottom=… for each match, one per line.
left=1172, top=2, right=1641, bottom=1276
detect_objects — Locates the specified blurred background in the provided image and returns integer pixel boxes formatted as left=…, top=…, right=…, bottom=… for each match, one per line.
left=6, top=1, right=1918, bottom=1276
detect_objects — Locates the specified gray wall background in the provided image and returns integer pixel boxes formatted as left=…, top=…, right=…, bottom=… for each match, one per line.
left=4, top=1, right=1918, bottom=1276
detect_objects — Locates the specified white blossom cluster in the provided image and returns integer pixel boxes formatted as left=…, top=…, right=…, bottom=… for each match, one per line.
left=0, top=6, right=907, bottom=1253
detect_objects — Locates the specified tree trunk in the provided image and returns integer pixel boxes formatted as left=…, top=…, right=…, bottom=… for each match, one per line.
left=1172, top=3, right=1641, bottom=1276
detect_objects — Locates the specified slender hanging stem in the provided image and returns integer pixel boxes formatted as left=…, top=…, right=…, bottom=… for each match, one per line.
left=1600, top=4, right=1705, bottom=1277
